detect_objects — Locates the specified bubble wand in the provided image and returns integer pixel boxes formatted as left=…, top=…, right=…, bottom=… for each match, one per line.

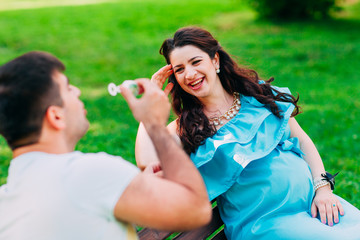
left=108, top=80, right=140, bottom=96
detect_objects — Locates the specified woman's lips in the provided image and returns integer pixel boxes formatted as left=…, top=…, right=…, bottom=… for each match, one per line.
left=188, top=77, right=204, bottom=90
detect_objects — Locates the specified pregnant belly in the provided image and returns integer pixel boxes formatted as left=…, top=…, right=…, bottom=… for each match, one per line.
left=218, top=148, right=315, bottom=235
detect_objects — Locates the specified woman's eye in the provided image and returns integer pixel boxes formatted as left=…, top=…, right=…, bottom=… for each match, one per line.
left=193, top=60, right=201, bottom=65
left=175, top=68, right=183, bottom=73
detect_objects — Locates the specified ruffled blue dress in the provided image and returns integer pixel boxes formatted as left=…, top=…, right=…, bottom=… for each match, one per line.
left=190, top=87, right=360, bottom=239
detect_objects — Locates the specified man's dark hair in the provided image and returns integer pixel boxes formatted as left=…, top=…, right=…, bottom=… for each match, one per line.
left=0, top=51, right=65, bottom=150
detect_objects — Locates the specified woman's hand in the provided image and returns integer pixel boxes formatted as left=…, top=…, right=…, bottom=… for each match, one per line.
left=151, top=64, right=174, bottom=95
left=311, top=186, right=344, bottom=226
left=143, top=162, right=164, bottom=177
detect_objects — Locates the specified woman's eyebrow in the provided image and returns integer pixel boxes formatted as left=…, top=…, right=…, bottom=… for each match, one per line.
left=189, top=56, right=202, bottom=62
left=173, top=56, right=203, bottom=68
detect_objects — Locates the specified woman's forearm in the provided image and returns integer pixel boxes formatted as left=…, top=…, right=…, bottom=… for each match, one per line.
left=289, top=118, right=326, bottom=179
left=135, top=122, right=160, bottom=170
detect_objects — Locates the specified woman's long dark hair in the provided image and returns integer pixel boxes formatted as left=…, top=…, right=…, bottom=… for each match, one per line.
left=160, top=27, right=300, bottom=154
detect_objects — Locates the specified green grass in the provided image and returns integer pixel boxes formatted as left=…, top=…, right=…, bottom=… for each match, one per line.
left=0, top=0, right=359, bottom=209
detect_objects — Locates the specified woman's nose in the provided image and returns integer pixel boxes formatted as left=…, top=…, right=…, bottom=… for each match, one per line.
left=185, top=67, right=196, bottom=80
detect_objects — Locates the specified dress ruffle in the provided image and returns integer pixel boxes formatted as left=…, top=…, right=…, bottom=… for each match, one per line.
left=190, top=87, right=299, bottom=200
left=189, top=86, right=360, bottom=239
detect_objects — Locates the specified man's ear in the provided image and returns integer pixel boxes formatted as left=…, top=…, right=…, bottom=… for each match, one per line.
left=45, top=106, right=66, bottom=130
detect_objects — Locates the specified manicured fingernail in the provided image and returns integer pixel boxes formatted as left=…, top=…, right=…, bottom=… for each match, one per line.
left=329, top=223, right=333, bottom=226
left=335, top=220, right=339, bottom=223
left=322, top=220, right=326, bottom=224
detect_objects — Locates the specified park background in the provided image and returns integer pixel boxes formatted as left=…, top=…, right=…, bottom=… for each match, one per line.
left=0, top=0, right=359, bottom=208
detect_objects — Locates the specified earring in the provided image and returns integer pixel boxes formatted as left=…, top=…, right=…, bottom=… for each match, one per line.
left=216, top=68, right=220, bottom=74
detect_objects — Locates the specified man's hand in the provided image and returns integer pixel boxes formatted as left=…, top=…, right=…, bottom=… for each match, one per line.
left=115, top=80, right=211, bottom=231
left=120, top=79, right=171, bottom=127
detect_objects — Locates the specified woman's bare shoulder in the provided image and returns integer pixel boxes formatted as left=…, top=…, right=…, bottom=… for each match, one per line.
left=167, top=119, right=178, bottom=134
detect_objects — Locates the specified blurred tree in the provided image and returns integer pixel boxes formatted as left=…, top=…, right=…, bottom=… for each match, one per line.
left=247, top=0, right=342, bottom=20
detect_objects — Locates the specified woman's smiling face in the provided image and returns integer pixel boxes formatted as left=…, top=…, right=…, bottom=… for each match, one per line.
left=170, top=45, right=220, bottom=99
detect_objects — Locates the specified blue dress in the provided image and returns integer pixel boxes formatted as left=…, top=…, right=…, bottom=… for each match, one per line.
left=190, top=87, right=360, bottom=239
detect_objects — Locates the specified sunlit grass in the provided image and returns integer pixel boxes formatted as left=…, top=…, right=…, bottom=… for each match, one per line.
left=0, top=0, right=119, bottom=11
left=0, top=0, right=359, bottom=208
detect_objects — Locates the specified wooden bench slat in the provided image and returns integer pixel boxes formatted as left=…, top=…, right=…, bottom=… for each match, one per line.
left=137, top=228, right=174, bottom=239
left=208, top=229, right=226, bottom=240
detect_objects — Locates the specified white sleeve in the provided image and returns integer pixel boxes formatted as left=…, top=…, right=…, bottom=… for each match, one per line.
left=64, top=152, right=140, bottom=220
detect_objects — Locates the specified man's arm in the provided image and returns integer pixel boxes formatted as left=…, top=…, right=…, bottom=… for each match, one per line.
left=114, top=79, right=211, bottom=231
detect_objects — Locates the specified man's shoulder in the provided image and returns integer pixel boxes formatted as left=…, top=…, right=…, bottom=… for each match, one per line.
left=67, top=151, right=139, bottom=176
left=73, top=151, right=125, bottom=161
left=64, top=151, right=140, bottom=209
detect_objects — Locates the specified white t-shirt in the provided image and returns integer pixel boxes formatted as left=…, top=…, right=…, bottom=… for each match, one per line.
left=0, top=151, right=140, bottom=240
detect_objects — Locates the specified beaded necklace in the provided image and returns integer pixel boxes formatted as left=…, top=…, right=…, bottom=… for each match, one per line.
left=209, top=92, right=241, bottom=126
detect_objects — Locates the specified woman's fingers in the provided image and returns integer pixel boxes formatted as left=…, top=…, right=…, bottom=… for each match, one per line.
left=311, top=201, right=318, bottom=218
left=326, top=202, right=334, bottom=226
left=313, top=186, right=345, bottom=226
left=314, top=192, right=344, bottom=226
left=338, top=200, right=345, bottom=216
left=164, top=82, right=174, bottom=96
left=332, top=202, right=339, bottom=224
left=318, top=203, right=327, bottom=225
left=151, top=64, right=173, bottom=89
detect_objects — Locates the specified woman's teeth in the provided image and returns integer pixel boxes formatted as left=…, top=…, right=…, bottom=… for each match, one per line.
left=190, top=78, right=203, bottom=86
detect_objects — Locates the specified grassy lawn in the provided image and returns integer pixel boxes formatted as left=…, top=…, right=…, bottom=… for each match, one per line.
left=0, top=0, right=359, bottom=209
